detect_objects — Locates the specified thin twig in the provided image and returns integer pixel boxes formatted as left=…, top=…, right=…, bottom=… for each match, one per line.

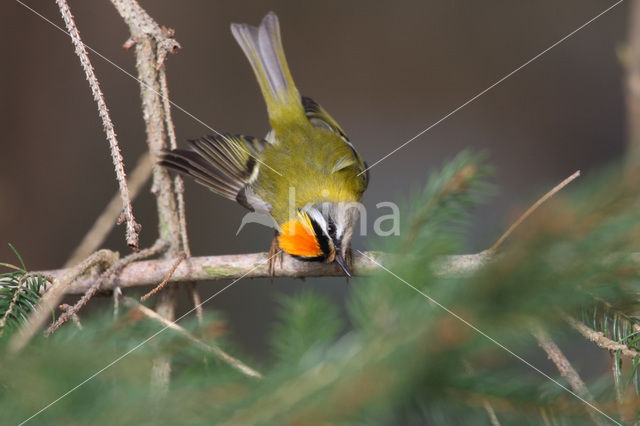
left=532, top=329, right=606, bottom=426
left=187, top=281, right=204, bottom=324
left=464, top=362, right=501, bottom=426
left=111, top=0, right=183, bottom=395
left=7, top=249, right=118, bottom=355
left=625, top=0, right=640, bottom=165
left=490, top=170, right=580, bottom=252
left=611, top=352, right=625, bottom=418
left=162, top=67, right=202, bottom=325
left=124, top=297, right=262, bottom=378
left=65, top=153, right=152, bottom=267
left=565, top=315, right=640, bottom=359
left=59, top=304, right=83, bottom=330
left=47, top=239, right=168, bottom=335
left=158, top=62, right=202, bottom=323
left=55, top=0, right=141, bottom=250
left=113, top=286, right=122, bottom=319
left=141, top=252, right=186, bottom=301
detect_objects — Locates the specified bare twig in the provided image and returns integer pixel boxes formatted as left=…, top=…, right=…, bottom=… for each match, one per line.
left=113, top=286, right=122, bottom=318
left=187, top=281, right=204, bottom=324
left=565, top=315, right=640, bottom=359
left=532, top=329, right=605, bottom=426
left=65, top=153, right=153, bottom=267
left=464, top=362, right=501, bottom=426
left=625, top=0, right=640, bottom=165
left=124, top=297, right=262, bottom=378
left=59, top=304, right=83, bottom=330
left=158, top=59, right=203, bottom=322
left=611, top=353, right=625, bottom=417
left=490, top=170, right=580, bottom=251
left=141, top=252, right=186, bottom=301
left=7, top=249, right=118, bottom=354
left=111, top=0, right=183, bottom=394
left=482, top=401, right=501, bottom=426
left=47, top=240, right=168, bottom=335
left=55, top=0, right=141, bottom=250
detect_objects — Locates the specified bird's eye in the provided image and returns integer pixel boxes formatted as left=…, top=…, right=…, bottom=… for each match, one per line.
left=327, top=222, right=336, bottom=236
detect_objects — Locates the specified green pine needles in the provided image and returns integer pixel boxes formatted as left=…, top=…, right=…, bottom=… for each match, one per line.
left=0, top=245, right=49, bottom=336
left=2, top=152, right=640, bottom=424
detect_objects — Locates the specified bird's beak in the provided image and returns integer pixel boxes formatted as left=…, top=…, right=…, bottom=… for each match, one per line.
left=334, top=253, right=351, bottom=277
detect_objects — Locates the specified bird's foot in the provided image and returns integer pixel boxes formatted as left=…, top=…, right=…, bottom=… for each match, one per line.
left=267, top=232, right=283, bottom=282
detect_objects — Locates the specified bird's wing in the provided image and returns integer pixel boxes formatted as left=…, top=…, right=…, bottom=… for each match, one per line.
left=301, top=96, right=349, bottom=142
left=159, top=133, right=271, bottom=212
left=302, top=96, right=369, bottom=188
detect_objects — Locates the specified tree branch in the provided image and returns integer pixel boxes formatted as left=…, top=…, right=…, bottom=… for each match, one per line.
left=625, top=0, right=640, bottom=165
left=123, top=297, right=262, bottom=379
left=35, top=251, right=487, bottom=295
left=55, top=0, right=141, bottom=250
left=47, top=239, right=168, bottom=335
left=532, top=329, right=606, bottom=426
left=111, top=0, right=185, bottom=395
left=8, top=249, right=119, bottom=354
left=565, top=315, right=640, bottom=359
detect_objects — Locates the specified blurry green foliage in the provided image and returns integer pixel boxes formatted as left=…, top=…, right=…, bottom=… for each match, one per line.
left=1, top=152, right=640, bottom=424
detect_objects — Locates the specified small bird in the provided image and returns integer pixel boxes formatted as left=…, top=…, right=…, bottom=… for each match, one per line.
left=160, top=12, right=368, bottom=276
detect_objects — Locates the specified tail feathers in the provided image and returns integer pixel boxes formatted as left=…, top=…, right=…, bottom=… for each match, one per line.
left=231, top=12, right=304, bottom=123
left=159, top=133, right=265, bottom=205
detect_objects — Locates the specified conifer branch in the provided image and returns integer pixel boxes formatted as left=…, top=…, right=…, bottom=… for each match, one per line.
left=565, top=315, right=640, bottom=359
left=55, top=0, right=141, bottom=250
left=123, top=297, right=263, bottom=379
left=7, top=249, right=119, bottom=355
left=532, top=329, right=606, bottom=426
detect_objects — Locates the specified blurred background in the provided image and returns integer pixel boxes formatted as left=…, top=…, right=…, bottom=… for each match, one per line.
left=0, top=1, right=628, bottom=359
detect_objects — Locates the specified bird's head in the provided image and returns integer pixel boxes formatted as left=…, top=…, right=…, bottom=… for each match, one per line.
left=277, top=202, right=361, bottom=276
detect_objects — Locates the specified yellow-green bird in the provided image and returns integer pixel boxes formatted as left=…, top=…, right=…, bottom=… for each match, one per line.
left=160, top=12, right=368, bottom=276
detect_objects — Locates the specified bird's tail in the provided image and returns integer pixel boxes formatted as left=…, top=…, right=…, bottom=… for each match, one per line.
left=231, top=12, right=305, bottom=125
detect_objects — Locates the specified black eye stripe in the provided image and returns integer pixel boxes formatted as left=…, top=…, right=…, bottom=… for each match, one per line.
left=308, top=215, right=332, bottom=257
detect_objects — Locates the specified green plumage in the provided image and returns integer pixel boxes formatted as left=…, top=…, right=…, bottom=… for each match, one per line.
left=161, top=12, right=368, bottom=227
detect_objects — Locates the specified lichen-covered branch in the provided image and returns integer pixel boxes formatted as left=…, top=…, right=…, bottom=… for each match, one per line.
left=55, top=0, right=141, bottom=250
left=35, top=251, right=486, bottom=295
left=565, top=315, right=640, bottom=359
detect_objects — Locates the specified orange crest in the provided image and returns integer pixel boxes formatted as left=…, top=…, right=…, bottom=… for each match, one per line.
left=278, top=213, right=323, bottom=258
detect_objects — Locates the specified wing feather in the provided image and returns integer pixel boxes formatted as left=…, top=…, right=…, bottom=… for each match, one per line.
left=159, top=133, right=269, bottom=210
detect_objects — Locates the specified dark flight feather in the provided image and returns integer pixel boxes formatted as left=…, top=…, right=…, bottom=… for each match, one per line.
left=159, top=133, right=266, bottom=209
